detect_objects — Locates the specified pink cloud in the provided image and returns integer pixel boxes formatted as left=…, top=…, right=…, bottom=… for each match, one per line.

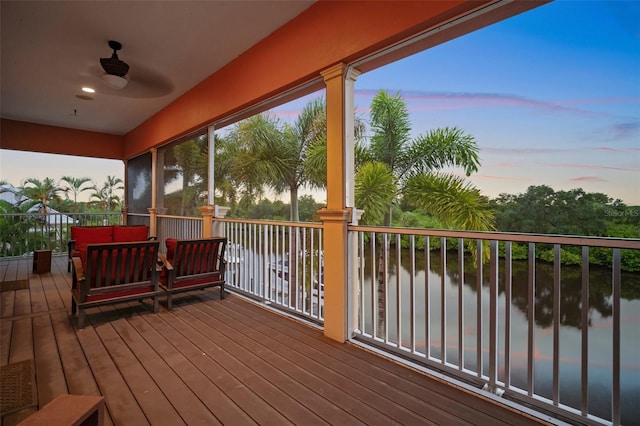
left=556, top=163, right=640, bottom=172
left=472, top=174, right=532, bottom=182
left=569, top=176, right=608, bottom=183
left=355, top=89, right=609, bottom=116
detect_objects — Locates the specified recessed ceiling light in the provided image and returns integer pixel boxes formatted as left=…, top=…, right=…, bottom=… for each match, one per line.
left=82, top=87, right=95, bottom=93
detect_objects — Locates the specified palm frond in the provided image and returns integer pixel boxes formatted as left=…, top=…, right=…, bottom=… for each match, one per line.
left=403, top=173, right=494, bottom=232
left=400, top=127, right=480, bottom=178
left=355, top=161, right=397, bottom=225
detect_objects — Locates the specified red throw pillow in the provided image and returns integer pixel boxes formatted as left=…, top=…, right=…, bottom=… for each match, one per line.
left=113, top=225, right=149, bottom=242
left=71, top=226, right=114, bottom=244
left=166, top=238, right=177, bottom=262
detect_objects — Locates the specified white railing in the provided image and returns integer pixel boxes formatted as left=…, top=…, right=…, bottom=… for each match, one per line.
left=157, top=214, right=203, bottom=252
left=215, top=217, right=324, bottom=324
left=0, top=212, right=123, bottom=257
left=349, top=225, right=640, bottom=426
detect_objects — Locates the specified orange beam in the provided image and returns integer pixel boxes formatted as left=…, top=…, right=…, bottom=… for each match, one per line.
left=0, top=118, right=124, bottom=159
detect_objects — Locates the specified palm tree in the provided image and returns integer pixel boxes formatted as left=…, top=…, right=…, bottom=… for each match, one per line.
left=227, top=99, right=326, bottom=222
left=356, top=90, right=493, bottom=229
left=356, top=90, right=494, bottom=336
left=60, top=176, right=92, bottom=212
left=19, top=177, right=62, bottom=215
left=90, top=176, right=124, bottom=211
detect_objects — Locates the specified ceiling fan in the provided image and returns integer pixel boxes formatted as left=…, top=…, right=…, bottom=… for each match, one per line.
left=91, top=39, right=172, bottom=98
left=100, top=40, right=129, bottom=89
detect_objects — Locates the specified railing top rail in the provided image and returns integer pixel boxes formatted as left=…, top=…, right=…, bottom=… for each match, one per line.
left=349, top=224, right=640, bottom=249
left=157, top=214, right=202, bottom=221
left=214, top=217, right=323, bottom=229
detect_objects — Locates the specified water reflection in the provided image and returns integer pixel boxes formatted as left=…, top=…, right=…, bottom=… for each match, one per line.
left=360, top=247, right=640, bottom=425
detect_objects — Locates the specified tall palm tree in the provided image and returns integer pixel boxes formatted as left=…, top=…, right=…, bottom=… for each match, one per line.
left=228, top=98, right=326, bottom=222
left=91, top=176, right=124, bottom=211
left=61, top=176, right=92, bottom=212
left=19, top=177, right=62, bottom=215
left=357, top=90, right=493, bottom=229
left=356, top=90, right=494, bottom=336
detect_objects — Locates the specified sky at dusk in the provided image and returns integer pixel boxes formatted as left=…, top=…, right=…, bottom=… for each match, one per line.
left=1, top=1, right=639, bottom=205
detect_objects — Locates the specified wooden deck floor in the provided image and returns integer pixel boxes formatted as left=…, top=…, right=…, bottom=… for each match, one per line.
left=1, top=256, right=551, bottom=426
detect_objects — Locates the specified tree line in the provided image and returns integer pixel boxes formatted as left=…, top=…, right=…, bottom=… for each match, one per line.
left=0, top=176, right=124, bottom=214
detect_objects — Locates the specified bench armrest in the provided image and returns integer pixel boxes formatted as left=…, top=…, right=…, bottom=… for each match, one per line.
left=157, top=253, right=173, bottom=270
left=71, top=256, right=85, bottom=281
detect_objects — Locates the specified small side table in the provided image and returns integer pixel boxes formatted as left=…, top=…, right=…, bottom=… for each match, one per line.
left=18, top=394, right=105, bottom=426
left=33, top=250, right=52, bottom=274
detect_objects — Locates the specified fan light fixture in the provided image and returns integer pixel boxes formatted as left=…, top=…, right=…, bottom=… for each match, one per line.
left=100, top=40, right=129, bottom=90
left=102, top=74, right=128, bottom=90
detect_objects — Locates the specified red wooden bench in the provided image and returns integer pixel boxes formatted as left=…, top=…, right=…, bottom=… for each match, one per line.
left=158, top=237, right=227, bottom=310
left=70, top=240, right=162, bottom=328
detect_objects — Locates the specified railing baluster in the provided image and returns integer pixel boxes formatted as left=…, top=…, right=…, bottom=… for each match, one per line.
left=396, top=233, right=401, bottom=348
left=612, top=248, right=621, bottom=426
left=581, top=246, right=589, bottom=417
left=505, top=241, right=512, bottom=389
left=409, top=235, right=416, bottom=353
left=489, top=240, right=499, bottom=392
left=441, top=236, right=446, bottom=364
left=527, top=243, right=536, bottom=396
left=458, top=237, right=464, bottom=370
left=371, top=231, right=377, bottom=340
left=383, top=232, right=389, bottom=344
left=553, top=244, right=561, bottom=406
left=477, top=239, right=483, bottom=378
left=425, top=236, right=430, bottom=359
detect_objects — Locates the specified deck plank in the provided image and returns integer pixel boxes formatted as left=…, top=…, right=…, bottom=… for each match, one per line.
left=49, top=311, right=114, bottom=426
left=39, top=274, right=65, bottom=312
left=109, top=314, right=222, bottom=425
left=13, top=287, right=31, bottom=317
left=165, top=308, right=329, bottom=425
left=8, top=317, right=33, bottom=363
left=219, top=294, right=534, bottom=425
left=26, top=274, right=47, bottom=314
left=200, top=298, right=448, bottom=425
left=172, top=304, right=367, bottom=426
left=0, top=290, right=15, bottom=319
left=183, top=298, right=430, bottom=426
left=32, top=314, right=68, bottom=406
left=92, top=317, right=186, bottom=425
left=75, top=323, right=150, bottom=425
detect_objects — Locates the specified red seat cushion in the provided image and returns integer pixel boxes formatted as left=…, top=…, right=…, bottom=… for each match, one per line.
left=73, top=285, right=156, bottom=302
left=113, top=225, right=149, bottom=242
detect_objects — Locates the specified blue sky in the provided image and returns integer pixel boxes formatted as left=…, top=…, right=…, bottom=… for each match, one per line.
left=358, top=0, right=640, bottom=204
left=277, top=1, right=640, bottom=204
left=1, top=1, right=639, bottom=205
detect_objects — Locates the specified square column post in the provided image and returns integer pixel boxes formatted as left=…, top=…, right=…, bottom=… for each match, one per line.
left=318, top=63, right=360, bottom=342
left=198, top=205, right=215, bottom=237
